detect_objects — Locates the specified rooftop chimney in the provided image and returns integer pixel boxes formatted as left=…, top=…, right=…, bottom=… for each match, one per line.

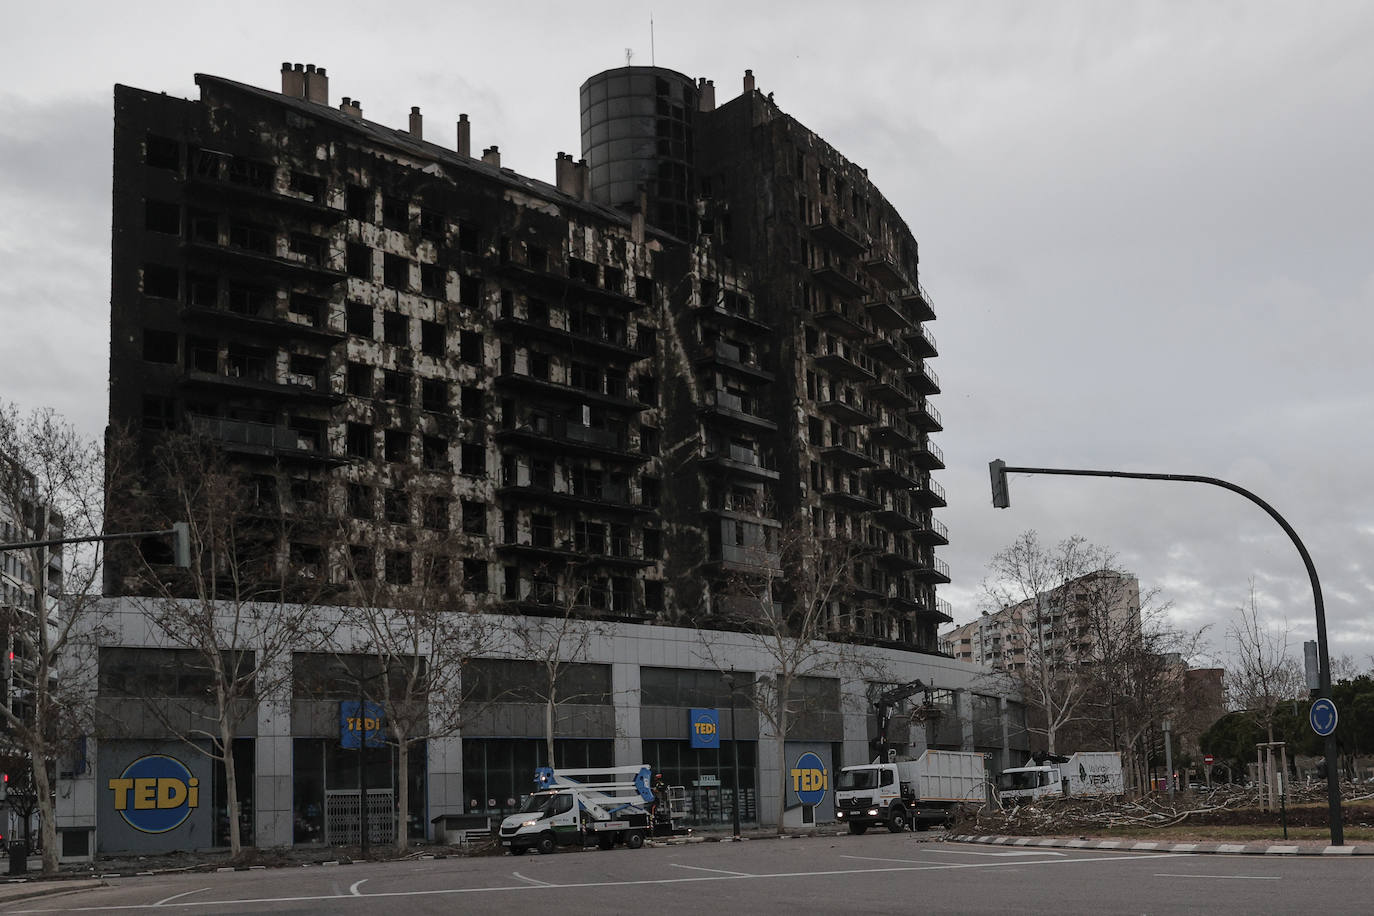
left=482, top=145, right=501, bottom=168
left=409, top=106, right=423, bottom=140
left=456, top=114, right=471, bottom=157
left=339, top=97, right=362, bottom=118
left=281, top=62, right=305, bottom=99
left=304, top=64, right=329, bottom=105
left=698, top=78, right=716, bottom=112
left=743, top=69, right=755, bottom=93
left=577, top=159, right=591, bottom=201
left=555, top=152, right=584, bottom=199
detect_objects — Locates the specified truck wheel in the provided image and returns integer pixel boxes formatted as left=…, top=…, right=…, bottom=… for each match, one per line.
left=625, top=830, right=645, bottom=850
left=597, top=835, right=615, bottom=850
left=848, top=823, right=868, bottom=835
left=887, top=807, right=907, bottom=833
left=535, top=833, right=557, bottom=855
left=509, top=846, right=527, bottom=856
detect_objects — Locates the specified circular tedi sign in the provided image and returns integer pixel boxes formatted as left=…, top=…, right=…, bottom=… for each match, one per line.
left=107, top=754, right=200, bottom=834
left=792, top=752, right=828, bottom=807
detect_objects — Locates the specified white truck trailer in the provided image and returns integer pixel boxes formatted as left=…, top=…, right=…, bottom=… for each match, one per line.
left=834, top=750, right=987, bottom=834
left=499, top=765, right=659, bottom=855
left=997, top=752, right=1124, bottom=805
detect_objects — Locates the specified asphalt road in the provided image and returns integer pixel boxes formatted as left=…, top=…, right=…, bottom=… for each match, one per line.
left=5, top=833, right=1372, bottom=915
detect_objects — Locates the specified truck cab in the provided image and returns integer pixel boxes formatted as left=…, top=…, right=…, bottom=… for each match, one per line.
left=996, top=765, right=1060, bottom=804
left=834, top=763, right=907, bottom=834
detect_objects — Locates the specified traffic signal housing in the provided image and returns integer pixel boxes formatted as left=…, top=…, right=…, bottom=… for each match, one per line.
left=989, top=459, right=1010, bottom=508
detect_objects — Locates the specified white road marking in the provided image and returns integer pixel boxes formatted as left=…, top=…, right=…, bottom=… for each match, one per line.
left=512, top=871, right=554, bottom=886
left=923, top=849, right=1067, bottom=858
left=152, top=888, right=211, bottom=907
left=1155, top=873, right=1281, bottom=880
left=670, top=863, right=754, bottom=876
left=348, top=879, right=368, bottom=896
left=8, top=852, right=1196, bottom=912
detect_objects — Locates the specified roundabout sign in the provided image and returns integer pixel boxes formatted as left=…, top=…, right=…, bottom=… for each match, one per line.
left=1310, top=697, right=1339, bottom=737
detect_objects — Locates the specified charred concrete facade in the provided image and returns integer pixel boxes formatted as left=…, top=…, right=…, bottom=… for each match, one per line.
left=107, top=63, right=949, bottom=650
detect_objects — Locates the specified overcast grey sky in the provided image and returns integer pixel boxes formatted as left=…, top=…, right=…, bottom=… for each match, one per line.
left=3, top=1, right=1371, bottom=665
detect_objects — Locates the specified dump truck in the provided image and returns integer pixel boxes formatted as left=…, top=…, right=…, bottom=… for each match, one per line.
left=997, top=751, right=1123, bottom=805
left=499, top=764, right=685, bottom=854
left=834, top=750, right=987, bottom=833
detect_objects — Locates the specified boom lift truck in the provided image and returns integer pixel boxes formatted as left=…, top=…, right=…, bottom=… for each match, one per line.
left=499, top=765, right=687, bottom=855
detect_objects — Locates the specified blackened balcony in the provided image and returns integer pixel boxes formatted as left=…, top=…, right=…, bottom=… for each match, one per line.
left=865, top=297, right=912, bottom=333
left=812, top=307, right=868, bottom=341
left=875, top=543, right=920, bottom=571
left=911, top=438, right=945, bottom=470
left=866, top=377, right=916, bottom=409
left=182, top=305, right=345, bottom=345
left=904, top=324, right=938, bottom=359
left=493, top=259, right=643, bottom=313
left=862, top=253, right=908, bottom=291
left=494, top=372, right=646, bottom=413
left=699, top=389, right=779, bottom=431
left=871, top=499, right=920, bottom=532
left=868, top=463, right=921, bottom=490
left=184, top=174, right=345, bottom=223
left=495, top=479, right=651, bottom=517
left=183, top=240, right=347, bottom=285
left=900, top=286, right=936, bottom=322
left=700, top=444, right=781, bottom=481
left=819, top=443, right=876, bottom=470
left=811, top=266, right=868, bottom=301
left=870, top=417, right=919, bottom=451
left=495, top=315, right=646, bottom=363
left=693, top=301, right=772, bottom=337
left=909, top=399, right=943, bottom=432
left=866, top=336, right=917, bottom=373
left=814, top=345, right=876, bottom=383
left=807, top=219, right=868, bottom=257
left=910, top=518, right=949, bottom=547
left=180, top=367, right=343, bottom=405
left=494, top=419, right=646, bottom=464
left=909, top=361, right=941, bottom=395
left=710, top=543, right=782, bottom=575
left=910, top=477, right=947, bottom=509
left=820, top=488, right=880, bottom=512
left=912, top=556, right=952, bottom=585
left=695, top=340, right=775, bottom=382
left=817, top=398, right=876, bottom=427
left=186, top=415, right=343, bottom=466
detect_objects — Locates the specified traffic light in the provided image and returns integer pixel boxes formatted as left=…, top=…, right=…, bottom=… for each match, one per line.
left=171, top=522, right=191, bottom=568
left=989, top=459, right=1010, bottom=508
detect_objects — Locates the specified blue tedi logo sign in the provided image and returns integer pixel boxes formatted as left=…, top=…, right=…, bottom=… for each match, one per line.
left=689, top=708, right=720, bottom=749
left=107, top=755, right=200, bottom=834
left=791, top=752, right=828, bottom=806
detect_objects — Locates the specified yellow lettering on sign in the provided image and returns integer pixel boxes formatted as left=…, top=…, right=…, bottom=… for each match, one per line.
left=158, top=778, right=187, bottom=809
left=109, top=778, right=134, bottom=810
left=187, top=777, right=200, bottom=809
left=134, top=778, right=159, bottom=810
left=789, top=768, right=829, bottom=794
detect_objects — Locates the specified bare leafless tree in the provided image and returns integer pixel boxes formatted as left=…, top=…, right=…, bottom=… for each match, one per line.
left=109, top=433, right=329, bottom=858
left=0, top=403, right=108, bottom=875
left=1225, top=580, right=1303, bottom=743
left=703, top=518, right=872, bottom=834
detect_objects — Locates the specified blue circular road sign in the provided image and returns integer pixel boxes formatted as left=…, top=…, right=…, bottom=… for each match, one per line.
left=1310, top=698, right=1339, bottom=737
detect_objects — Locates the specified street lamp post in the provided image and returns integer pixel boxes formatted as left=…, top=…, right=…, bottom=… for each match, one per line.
left=722, top=670, right=743, bottom=840
left=988, top=460, right=1344, bottom=845
left=1161, top=718, right=1174, bottom=800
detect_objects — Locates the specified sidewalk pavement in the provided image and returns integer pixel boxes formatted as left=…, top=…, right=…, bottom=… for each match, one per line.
left=0, top=878, right=107, bottom=905
left=950, top=834, right=1374, bottom=855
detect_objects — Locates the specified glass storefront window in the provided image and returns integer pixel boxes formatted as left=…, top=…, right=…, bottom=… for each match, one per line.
left=461, top=738, right=613, bottom=817
left=292, top=737, right=425, bottom=844
left=642, top=739, right=757, bottom=827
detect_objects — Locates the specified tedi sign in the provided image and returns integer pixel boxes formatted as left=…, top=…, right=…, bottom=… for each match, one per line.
left=107, top=754, right=200, bottom=834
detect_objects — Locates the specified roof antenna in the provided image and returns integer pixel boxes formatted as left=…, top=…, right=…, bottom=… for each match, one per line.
left=651, top=13, right=656, bottom=67
left=625, top=47, right=634, bottom=67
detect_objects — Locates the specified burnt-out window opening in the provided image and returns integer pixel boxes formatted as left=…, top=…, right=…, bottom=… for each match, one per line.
left=457, top=222, right=480, bottom=254
left=346, top=301, right=373, bottom=337
left=637, top=377, right=657, bottom=406
left=420, top=319, right=444, bottom=356
left=144, top=199, right=180, bottom=235
left=643, top=527, right=662, bottom=559
left=421, top=435, right=450, bottom=470
left=641, top=476, right=660, bottom=507
left=384, top=489, right=410, bottom=525
left=288, top=170, right=323, bottom=201
left=420, top=263, right=444, bottom=298
left=187, top=336, right=217, bottom=373
left=460, top=443, right=485, bottom=476
left=420, top=378, right=448, bottom=412
left=347, top=483, right=374, bottom=519
left=142, top=328, right=177, bottom=364
left=644, top=580, right=664, bottom=612
left=460, top=275, right=483, bottom=307
left=459, top=385, right=483, bottom=419
left=425, top=554, right=451, bottom=587
left=345, top=423, right=374, bottom=458
left=531, top=513, right=554, bottom=548
left=288, top=232, right=327, bottom=266
left=345, top=184, right=371, bottom=221
left=346, top=243, right=372, bottom=279
left=525, top=244, right=548, bottom=272
left=381, top=369, right=411, bottom=404
left=423, top=495, right=450, bottom=530
left=187, top=272, right=217, bottom=307
left=383, top=311, right=409, bottom=347
left=381, top=194, right=409, bottom=231
left=227, top=155, right=273, bottom=190
left=639, top=425, right=659, bottom=455
left=142, top=264, right=179, bottom=299
left=141, top=395, right=175, bottom=430
left=460, top=331, right=483, bottom=363
left=384, top=429, right=409, bottom=463
left=462, top=558, right=488, bottom=593
left=145, top=134, right=180, bottom=171
left=385, top=550, right=413, bottom=585
left=349, top=546, right=375, bottom=581
left=227, top=282, right=274, bottom=317
left=419, top=208, right=444, bottom=241
left=530, top=457, right=552, bottom=490
left=289, top=292, right=326, bottom=325
left=229, top=221, right=273, bottom=254
left=461, top=499, right=486, bottom=535
left=383, top=253, right=409, bottom=289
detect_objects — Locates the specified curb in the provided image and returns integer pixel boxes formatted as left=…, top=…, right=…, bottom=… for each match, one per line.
left=0, top=879, right=109, bottom=904
left=949, top=834, right=1374, bottom=856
